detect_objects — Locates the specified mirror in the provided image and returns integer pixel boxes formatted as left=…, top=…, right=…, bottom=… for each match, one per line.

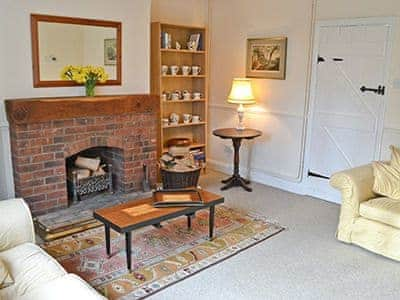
left=31, top=14, right=121, bottom=87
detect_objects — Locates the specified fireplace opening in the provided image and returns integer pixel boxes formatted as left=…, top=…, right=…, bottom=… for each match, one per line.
left=65, top=146, right=124, bottom=204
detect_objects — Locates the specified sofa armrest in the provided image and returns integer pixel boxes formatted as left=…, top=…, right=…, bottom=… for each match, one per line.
left=19, top=274, right=107, bottom=300
left=0, top=198, right=35, bottom=251
left=330, top=164, right=376, bottom=242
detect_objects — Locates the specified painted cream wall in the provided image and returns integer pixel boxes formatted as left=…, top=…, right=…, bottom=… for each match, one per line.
left=151, top=0, right=208, bottom=26
left=208, top=0, right=314, bottom=184
left=208, top=0, right=400, bottom=201
left=0, top=0, right=151, bottom=198
left=316, top=0, right=400, bottom=160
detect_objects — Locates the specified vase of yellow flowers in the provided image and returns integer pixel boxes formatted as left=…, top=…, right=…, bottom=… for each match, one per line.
left=61, top=65, right=108, bottom=96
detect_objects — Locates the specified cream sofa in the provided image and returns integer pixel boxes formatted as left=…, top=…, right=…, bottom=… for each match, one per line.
left=0, top=198, right=106, bottom=300
left=330, top=164, right=400, bottom=261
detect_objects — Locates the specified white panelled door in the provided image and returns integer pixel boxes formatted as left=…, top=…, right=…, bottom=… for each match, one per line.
left=308, top=19, right=392, bottom=180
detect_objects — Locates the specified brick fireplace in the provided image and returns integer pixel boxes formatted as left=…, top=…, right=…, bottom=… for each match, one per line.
left=6, top=95, right=160, bottom=215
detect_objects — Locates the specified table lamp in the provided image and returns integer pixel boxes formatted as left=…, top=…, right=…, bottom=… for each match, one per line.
left=227, top=78, right=256, bottom=130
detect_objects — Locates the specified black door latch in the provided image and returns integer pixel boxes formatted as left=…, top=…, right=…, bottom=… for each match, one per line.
left=360, top=85, right=385, bottom=96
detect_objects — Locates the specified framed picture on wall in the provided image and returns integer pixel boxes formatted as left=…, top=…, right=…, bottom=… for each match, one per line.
left=246, top=37, right=287, bottom=79
left=104, top=38, right=117, bottom=65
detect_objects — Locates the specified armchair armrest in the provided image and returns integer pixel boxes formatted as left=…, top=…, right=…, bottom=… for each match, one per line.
left=0, top=198, right=35, bottom=251
left=330, top=164, right=376, bottom=242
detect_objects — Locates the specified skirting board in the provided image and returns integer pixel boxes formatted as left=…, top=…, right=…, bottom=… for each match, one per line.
left=207, top=159, right=341, bottom=204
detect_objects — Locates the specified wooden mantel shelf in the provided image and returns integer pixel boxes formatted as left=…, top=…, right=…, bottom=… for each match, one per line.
left=5, top=94, right=160, bottom=125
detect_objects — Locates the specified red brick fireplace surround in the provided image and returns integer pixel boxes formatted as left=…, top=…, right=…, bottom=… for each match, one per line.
left=6, top=95, right=160, bottom=215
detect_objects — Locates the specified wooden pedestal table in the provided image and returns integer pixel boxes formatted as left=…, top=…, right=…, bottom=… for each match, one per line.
left=93, top=190, right=224, bottom=271
left=212, top=128, right=262, bottom=192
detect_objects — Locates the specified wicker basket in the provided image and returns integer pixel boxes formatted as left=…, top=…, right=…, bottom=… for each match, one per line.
left=161, top=167, right=201, bottom=189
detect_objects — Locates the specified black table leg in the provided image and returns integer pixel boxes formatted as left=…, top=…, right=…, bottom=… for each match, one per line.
left=209, top=205, right=215, bottom=239
left=105, top=224, right=111, bottom=257
left=187, top=215, right=192, bottom=229
left=221, top=175, right=234, bottom=184
left=125, top=231, right=132, bottom=272
left=187, top=213, right=195, bottom=229
left=153, top=223, right=162, bottom=228
left=242, top=178, right=251, bottom=184
left=220, top=138, right=252, bottom=192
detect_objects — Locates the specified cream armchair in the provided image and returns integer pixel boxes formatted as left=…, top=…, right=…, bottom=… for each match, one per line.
left=0, top=198, right=106, bottom=300
left=331, top=164, right=400, bottom=261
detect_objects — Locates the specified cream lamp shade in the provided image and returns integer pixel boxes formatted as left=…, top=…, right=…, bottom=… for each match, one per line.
left=227, top=78, right=256, bottom=104
left=227, top=78, right=255, bottom=130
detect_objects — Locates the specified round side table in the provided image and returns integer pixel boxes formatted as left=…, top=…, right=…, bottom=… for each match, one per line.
left=212, top=128, right=262, bottom=192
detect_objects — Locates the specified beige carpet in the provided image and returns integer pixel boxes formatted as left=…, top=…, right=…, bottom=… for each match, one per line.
left=148, top=170, right=400, bottom=300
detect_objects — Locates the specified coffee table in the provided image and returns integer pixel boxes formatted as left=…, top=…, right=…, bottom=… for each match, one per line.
left=93, top=190, right=224, bottom=271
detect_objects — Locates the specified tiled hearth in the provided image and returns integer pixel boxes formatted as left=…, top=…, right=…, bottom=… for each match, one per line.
left=6, top=95, right=160, bottom=215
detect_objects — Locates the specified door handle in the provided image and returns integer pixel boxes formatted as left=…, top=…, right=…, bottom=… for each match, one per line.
left=360, top=85, right=385, bottom=95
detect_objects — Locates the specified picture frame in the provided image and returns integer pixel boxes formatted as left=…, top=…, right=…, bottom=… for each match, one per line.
left=104, top=38, right=117, bottom=65
left=246, top=37, right=287, bottom=79
left=188, top=33, right=201, bottom=51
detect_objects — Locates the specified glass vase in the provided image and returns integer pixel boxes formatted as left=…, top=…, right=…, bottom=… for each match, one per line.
left=85, top=81, right=96, bottom=96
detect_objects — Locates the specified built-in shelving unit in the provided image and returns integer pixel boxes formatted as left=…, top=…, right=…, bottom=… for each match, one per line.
left=151, top=22, right=208, bottom=156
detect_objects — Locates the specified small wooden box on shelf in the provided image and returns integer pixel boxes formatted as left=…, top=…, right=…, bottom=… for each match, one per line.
left=151, top=22, right=208, bottom=167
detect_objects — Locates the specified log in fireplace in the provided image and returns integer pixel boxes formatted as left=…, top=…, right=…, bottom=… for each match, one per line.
left=6, top=95, right=160, bottom=215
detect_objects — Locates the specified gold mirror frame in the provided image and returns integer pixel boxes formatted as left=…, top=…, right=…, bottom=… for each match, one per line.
left=31, top=14, right=122, bottom=87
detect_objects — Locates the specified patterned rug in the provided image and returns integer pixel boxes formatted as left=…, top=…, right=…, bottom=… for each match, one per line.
left=41, top=206, right=284, bottom=299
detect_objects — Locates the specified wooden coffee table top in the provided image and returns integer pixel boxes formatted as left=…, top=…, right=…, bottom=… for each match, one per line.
left=93, top=190, right=224, bottom=232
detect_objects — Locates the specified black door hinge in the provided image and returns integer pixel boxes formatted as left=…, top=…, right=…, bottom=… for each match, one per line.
left=360, top=85, right=385, bottom=96
left=308, top=170, right=330, bottom=180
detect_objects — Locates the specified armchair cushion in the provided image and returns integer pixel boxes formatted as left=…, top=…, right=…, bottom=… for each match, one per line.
left=0, top=198, right=35, bottom=252
left=372, top=146, right=400, bottom=200
left=372, top=161, right=400, bottom=200
left=360, top=197, right=400, bottom=229
left=390, top=145, right=400, bottom=167
left=0, top=243, right=66, bottom=299
left=0, top=258, right=13, bottom=289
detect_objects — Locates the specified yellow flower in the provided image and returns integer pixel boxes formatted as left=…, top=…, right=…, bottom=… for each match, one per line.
left=60, top=65, right=109, bottom=85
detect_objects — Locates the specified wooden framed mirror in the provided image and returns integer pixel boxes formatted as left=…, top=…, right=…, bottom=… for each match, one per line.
left=31, top=14, right=122, bottom=87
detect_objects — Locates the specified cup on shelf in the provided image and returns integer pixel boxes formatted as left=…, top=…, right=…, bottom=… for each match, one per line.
left=169, top=113, right=180, bottom=125
left=161, top=65, right=169, bottom=76
left=171, top=92, right=180, bottom=101
left=161, top=93, right=168, bottom=101
left=170, top=65, right=179, bottom=76
left=182, top=65, right=191, bottom=76
left=182, top=90, right=191, bottom=100
left=183, top=114, right=192, bottom=124
left=192, top=66, right=201, bottom=76
left=162, top=118, right=169, bottom=126
left=192, top=115, right=200, bottom=123
left=192, top=92, right=202, bottom=100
